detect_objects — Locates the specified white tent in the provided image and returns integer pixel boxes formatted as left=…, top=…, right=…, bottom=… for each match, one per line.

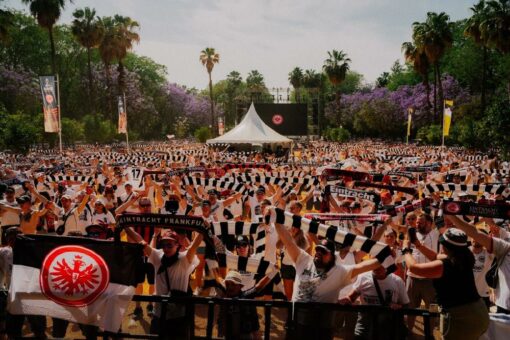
left=206, top=103, right=292, bottom=145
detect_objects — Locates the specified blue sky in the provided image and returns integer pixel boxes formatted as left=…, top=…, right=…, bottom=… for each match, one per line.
left=5, top=0, right=476, bottom=90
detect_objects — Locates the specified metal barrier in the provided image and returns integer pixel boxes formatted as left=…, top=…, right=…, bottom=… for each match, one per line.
left=98, top=294, right=440, bottom=340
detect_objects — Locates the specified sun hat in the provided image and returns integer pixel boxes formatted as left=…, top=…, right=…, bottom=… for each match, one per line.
left=439, top=228, right=470, bottom=247
left=224, top=271, right=244, bottom=286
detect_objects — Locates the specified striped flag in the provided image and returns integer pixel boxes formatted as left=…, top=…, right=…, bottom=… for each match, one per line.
left=8, top=235, right=143, bottom=332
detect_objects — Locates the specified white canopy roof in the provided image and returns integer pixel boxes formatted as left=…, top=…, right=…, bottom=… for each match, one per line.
left=206, top=103, right=292, bottom=145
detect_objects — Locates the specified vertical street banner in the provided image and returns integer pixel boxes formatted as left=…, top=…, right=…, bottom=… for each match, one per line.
left=39, top=76, right=59, bottom=133
left=8, top=235, right=143, bottom=332
left=407, top=108, right=413, bottom=137
left=218, top=116, right=225, bottom=136
left=443, top=100, right=453, bottom=137
left=117, top=96, right=127, bottom=134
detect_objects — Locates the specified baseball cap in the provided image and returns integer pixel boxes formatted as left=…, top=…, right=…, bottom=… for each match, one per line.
left=160, top=230, right=178, bottom=242
left=207, top=189, right=219, bottom=196
left=236, top=235, right=250, bottom=247
left=224, top=270, right=244, bottom=286
left=85, top=224, right=109, bottom=239
left=61, top=194, right=72, bottom=200
left=94, top=198, right=106, bottom=206
left=315, top=238, right=336, bottom=254
left=5, top=226, right=22, bottom=238
left=201, top=200, right=211, bottom=207
left=16, top=195, right=31, bottom=204
left=124, top=181, right=133, bottom=187
left=256, top=187, right=266, bottom=194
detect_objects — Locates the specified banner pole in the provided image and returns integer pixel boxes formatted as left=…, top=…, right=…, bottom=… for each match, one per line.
left=56, top=74, right=63, bottom=154
left=124, top=92, right=130, bottom=154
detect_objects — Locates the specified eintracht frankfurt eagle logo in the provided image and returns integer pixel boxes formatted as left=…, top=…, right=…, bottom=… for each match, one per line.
left=272, top=114, right=284, bottom=125
left=40, top=245, right=109, bottom=307
left=444, top=202, right=461, bottom=214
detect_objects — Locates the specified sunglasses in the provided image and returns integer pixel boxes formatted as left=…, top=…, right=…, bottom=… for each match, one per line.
left=161, top=242, right=177, bottom=248
left=139, top=203, right=151, bottom=208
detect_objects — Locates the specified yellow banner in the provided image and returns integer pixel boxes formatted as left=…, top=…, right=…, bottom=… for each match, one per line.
left=443, top=100, right=453, bottom=137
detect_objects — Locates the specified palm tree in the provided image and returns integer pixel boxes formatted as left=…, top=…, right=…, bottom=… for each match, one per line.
left=0, top=7, right=14, bottom=45
left=246, top=70, right=265, bottom=89
left=322, top=50, right=351, bottom=105
left=199, top=47, right=220, bottom=133
left=21, top=0, right=67, bottom=74
left=412, top=12, right=453, bottom=122
left=302, top=69, right=322, bottom=89
left=465, top=0, right=491, bottom=112
left=482, top=0, right=510, bottom=53
left=111, top=15, right=139, bottom=95
left=480, top=0, right=510, bottom=98
left=225, top=71, right=242, bottom=125
left=71, top=7, right=104, bottom=111
left=98, top=16, right=117, bottom=117
left=288, top=67, right=304, bottom=102
left=402, top=41, right=432, bottom=109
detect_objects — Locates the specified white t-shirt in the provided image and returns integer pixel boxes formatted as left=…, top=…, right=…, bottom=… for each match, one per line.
left=472, top=248, right=494, bottom=298
left=92, top=211, right=116, bottom=225
left=353, top=272, right=409, bottom=306
left=293, top=249, right=353, bottom=303
left=119, top=192, right=139, bottom=213
left=148, top=248, right=199, bottom=318
left=408, top=228, right=440, bottom=279
left=60, top=206, right=92, bottom=235
left=336, top=251, right=357, bottom=298
left=492, top=238, right=510, bottom=309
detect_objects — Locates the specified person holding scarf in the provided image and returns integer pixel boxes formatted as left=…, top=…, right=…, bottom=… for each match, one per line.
left=124, top=226, right=202, bottom=339
left=402, top=227, right=489, bottom=340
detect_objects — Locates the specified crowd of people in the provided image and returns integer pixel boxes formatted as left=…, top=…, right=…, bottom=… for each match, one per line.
left=0, top=140, right=509, bottom=339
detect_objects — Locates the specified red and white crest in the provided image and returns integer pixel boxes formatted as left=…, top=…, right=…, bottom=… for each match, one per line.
left=39, top=245, right=109, bottom=307
left=272, top=114, right=284, bottom=125
left=444, top=202, right=461, bottom=214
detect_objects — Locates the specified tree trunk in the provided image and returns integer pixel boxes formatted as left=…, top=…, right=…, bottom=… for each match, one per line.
left=433, top=68, right=437, bottom=124
left=481, top=46, right=487, bottom=115
left=208, top=71, right=215, bottom=136
left=424, top=72, right=432, bottom=109
left=87, top=47, right=94, bottom=113
left=48, top=26, right=57, bottom=75
left=336, top=90, right=341, bottom=131
left=118, top=61, right=125, bottom=95
left=436, top=63, right=444, bottom=126
left=104, top=63, right=113, bottom=120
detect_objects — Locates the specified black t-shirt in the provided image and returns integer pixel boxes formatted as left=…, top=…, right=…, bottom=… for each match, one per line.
left=433, top=258, right=480, bottom=309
